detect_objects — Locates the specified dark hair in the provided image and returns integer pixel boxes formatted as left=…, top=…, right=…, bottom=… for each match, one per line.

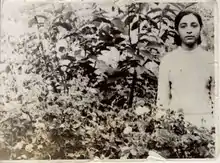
left=174, top=10, right=203, bottom=46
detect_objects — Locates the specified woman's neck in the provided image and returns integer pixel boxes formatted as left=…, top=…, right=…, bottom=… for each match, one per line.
left=181, top=43, right=198, bottom=51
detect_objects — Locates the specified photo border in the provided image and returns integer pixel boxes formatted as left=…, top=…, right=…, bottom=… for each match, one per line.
left=0, top=0, right=219, bottom=162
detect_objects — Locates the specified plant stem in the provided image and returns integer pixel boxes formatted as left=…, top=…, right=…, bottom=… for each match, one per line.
left=128, top=68, right=137, bottom=108
left=128, top=3, right=141, bottom=108
left=128, top=5, right=132, bottom=45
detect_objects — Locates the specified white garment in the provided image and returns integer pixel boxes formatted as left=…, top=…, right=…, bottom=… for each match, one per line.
left=157, top=46, right=215, bottom=129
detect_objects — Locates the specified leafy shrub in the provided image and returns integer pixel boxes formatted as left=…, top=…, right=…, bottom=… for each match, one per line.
left=0, top=1, right=215, bottom=160
left=0, top=68, right=215, bottom=159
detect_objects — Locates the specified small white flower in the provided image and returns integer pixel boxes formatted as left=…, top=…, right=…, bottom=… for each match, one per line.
left=45, top=80, right=51, bottom=85
left=123, top=126, right=132, bottom=134
left=41, top=133, right=48, bottom=140
left=67, top=153, right=75, bottom=158
left=18, top=154, right=27, bottom=159
left=155, top=109, right=166, bottom=119
left=135, top=106, right=150, bottom=115
left=13, top=141, right=25, bottom=150
left=60, top=124, right=65, bottom=128
left=37, top=145, right=43, bottom=150
left=47, top=85, right=53, bottom=91
left=0, top=137, right=4, bottom=143
left=35, top=122, right=46, bottom=129
left=207, top=143, right=213, bottom=148
left=130, top=149, right=137, bottom=156
left=25, top=144, right=34, bottom=153
left=87, top=88, right=97, bottom=94
left=59, top=60, right=70, bottom=66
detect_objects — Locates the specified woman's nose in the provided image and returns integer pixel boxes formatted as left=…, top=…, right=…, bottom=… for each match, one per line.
left=186, top=31, right=192, bottom=34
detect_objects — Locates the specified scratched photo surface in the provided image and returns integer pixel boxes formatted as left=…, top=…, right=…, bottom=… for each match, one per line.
left=0, top=0, right=216, bottom=160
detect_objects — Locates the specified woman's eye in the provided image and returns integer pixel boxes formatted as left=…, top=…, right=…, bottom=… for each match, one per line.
left=180, top=25, right=186, bottom=28
left=191, top=23, right=199, bottom=28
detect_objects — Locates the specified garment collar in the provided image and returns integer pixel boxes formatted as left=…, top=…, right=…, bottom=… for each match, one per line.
left=178, top=45, right=202, bottom=54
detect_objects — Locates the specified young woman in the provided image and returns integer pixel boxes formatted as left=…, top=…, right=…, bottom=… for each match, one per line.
left=157, top=10, right=215, bottom=130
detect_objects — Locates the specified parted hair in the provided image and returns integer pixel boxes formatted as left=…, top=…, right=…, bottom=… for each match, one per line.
left=174, top=10, right=203, bottom=46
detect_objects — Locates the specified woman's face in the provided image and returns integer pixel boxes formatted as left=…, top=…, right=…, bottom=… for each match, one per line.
left=177, top=14, right=201, bottom=47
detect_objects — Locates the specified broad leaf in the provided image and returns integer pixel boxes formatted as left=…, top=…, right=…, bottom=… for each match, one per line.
left=54, top=22, right=72, bottom=31
left=74, top=49, right=82, bottom=56
left=139, top=34, right=158, bottom=43
left=134, top=53, right=145, bottom=61
left=141, top=15, right=158, bottom=29
left=93, top=17, right=112, bottom=25
left=147, top=8, right=162, bottom=14
left=139, top=3, right=150, bottom=14
left=131, top=21, right=139, bottom=30
left=124, top=14, right=136, bottom=26
left=118, top=7, right=124, bottom=14
left=147, top=41, right=163, bottom=48
left=142, top=58, right=152, bottom=66
left=139, top=38, right=150, bottom=43
left=97, top=46, right=110, bottom=51
left=111, top=28, right=122, bottom=35
left=177, top=3, right=186, bottom=8
left=162, top=19, right=168, bottom=26
left=164, top=7, right=177, bottom=16
left=168, top=30, right=177, bottom=37
left=81, top=26, right=93, bottom=35
left=161, top=30, right=169, bottom=42
left=99, top=30, right=114, bottom=42
left=163, top=14, right=174, bottom=22
left=141, top=69, right=157, bottom=81
left=169, top=26, right=175, bottom=29
left=129, top=59, right=140, bottom=68
left=36, top=15, right=48, bottom=20
left=184, top=3, right=197, bottom=9
left=63, top=32, right=78, bottom=39
left=169, top=3, right=183, bottom=10
left=115, top=37, right=125, bottom=44
left=152, top=15, right=161, bottom=20
left=140, top=49, right=154, bottom=61
left=61, top=55, right=76, bottom=62
left=28, top=17, right=38, bottom=28
left=63, top=11, right=74, bottom=20
left=107, top=69, right=129, bottom=80
left=28, top=15, right=48, bottom=28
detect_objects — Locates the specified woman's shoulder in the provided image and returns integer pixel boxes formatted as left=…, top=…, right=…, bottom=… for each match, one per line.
left=199, top=46, right=213, bottom=54
left=160, top=47, right=180, bottom=63
left=199, top=47, right=214, bottom=63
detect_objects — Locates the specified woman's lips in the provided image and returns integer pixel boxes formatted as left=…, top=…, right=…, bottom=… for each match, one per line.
left=185, top=36, right=195, bottom=39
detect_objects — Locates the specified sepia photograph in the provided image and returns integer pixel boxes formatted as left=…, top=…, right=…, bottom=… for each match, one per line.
left=0, top=0, right=218, bottom=160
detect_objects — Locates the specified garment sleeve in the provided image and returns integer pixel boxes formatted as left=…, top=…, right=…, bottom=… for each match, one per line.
left=211, top=74, right=215, bottom=110
left=205, top=52, right=215, bottom=110
left=209, top=54, right=215, bottom=109
left=157, top=56, right=171, bottom=109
